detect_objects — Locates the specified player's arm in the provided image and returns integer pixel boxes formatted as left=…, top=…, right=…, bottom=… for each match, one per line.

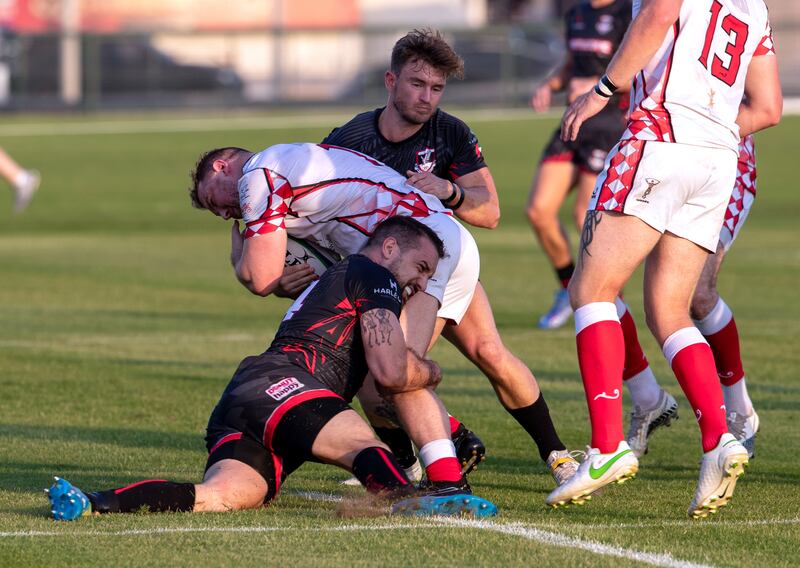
left=360, top=308, right=441, bottom=394
left=561, top=0, right=681, bottom=141
left=531, top=53, right=573, bottom=113
left=737, top=52, right=782, bottom=137
left=230, top=222, right=287, bottom=296
left=405, top=167, right=499, bottom=229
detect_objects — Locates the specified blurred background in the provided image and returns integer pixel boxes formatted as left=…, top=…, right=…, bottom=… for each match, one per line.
left=0, top=0, right=796, bottom=112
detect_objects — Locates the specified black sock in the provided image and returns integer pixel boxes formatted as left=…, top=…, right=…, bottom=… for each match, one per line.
left=88, top=480, right=195, bottom=514
left=373, top=427, right=416, bottom=469
left=352, top=447, right=411, bottom=495
left=507, top=395, right=566, bottom=462
left=556, top=262, right=575, bottom=288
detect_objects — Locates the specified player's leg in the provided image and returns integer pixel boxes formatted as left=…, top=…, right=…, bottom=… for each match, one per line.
left=546, top=211, right=659, bottom=507
left=442, top=282, right=577, bottom=485
left=691, top=243, right=758, bottom=457
left=526, top=152, right=577, bottom=329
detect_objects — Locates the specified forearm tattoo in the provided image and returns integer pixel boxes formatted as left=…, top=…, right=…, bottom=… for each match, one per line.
left=362, top=309, right=394, bottom=347
left=579, top=211, right=603, bottom=267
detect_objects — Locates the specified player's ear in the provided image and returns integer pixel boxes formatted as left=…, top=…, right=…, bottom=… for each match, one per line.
left=381, top=236, right=399, bottom=259
left=385, top=70, right=396, bottom=91
left=211, top=159, right=227, bottom=173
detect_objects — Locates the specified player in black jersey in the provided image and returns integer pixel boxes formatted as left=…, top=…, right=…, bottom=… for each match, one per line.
left=526, top=0, right=632, bottom=330
left=46, top=218, right=498, bottom=520
left=321, top=29, right=579, bottom=489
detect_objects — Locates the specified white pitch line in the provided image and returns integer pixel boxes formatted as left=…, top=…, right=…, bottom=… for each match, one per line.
left=436, top=518, right=714, bottom=568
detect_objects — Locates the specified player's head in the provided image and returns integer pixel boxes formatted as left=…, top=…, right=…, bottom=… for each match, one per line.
left=189, top=147, right=251, bottom=219
left=362, top=216, right=445, bottom=297
left=386, top=29, right=464, bottom=125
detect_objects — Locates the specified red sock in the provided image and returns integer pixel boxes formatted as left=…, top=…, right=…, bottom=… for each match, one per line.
left=425, top=458, right=462, bottom=482
left=575, top=303, right=624, bottom=453
left=616, top=299, right=650, bottom=380
left=694, top=299, right=745, bottom=386
left=663, top=328, right=727, bottom=452
left=448, top=415, right=461, bottom=435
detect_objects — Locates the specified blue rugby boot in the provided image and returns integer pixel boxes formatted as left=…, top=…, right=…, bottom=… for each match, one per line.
left=46, top=477, right=91, bottom=521
left=391, top=494, right=498, bottom=518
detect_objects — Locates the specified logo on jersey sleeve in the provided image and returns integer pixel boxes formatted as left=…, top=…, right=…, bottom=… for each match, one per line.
left=415, top=148, right=437, bottom=173
left=266, top=377, right=305, bottom=401
left=373, top=278, right=401, bottom=303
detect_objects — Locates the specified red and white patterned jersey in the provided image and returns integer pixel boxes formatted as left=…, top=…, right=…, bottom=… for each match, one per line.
left=624, top=0, right=775, bottom=152
left=238, top=143, right=449, bottom=256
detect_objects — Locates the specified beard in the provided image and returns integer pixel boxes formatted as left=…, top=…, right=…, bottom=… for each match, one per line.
left=392, top=98, right=435, bottom=126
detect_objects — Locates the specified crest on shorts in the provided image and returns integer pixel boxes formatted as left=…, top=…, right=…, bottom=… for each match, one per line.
left=596, top=14, right=614, bottom=35
left=415, top=147, right=436, bottom=173
left=636, top=178, right=661, bottom=203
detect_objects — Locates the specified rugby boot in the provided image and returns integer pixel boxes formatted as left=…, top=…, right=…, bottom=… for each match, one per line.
left=727, top=410, right=759, bottom=459
left=417, top=475, right=471, bottom=497
left=46, top=477, right=91, bottom=521
left=546, top=449, right=581, bottom=486
left=626, top=390, right=679, bottom=458
left=452, top=424, right=486, bottom=474
left=12, top=170, right=40, bottom=215
left=689, top=433, right=748, bottom=519
left=392, top=476, right=497, bottom=517
left=546, top=441, right=638, bottom=508
left=538, top=289, right=572, bottom=330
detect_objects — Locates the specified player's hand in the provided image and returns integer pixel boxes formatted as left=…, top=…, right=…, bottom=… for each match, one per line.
left=405, top=170, right=452, bottom=201
left=530, top=83, right=552, bottom=113
left=274, top=264, right=318, bottom=299
left=561, top=89, right=609, bottom=142
left=230, top=220, right=244, bottom=267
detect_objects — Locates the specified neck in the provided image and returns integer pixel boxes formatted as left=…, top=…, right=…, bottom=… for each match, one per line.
left=590, top=0, right=615, bottom=7
left=378, top=102, right=424, bottom=142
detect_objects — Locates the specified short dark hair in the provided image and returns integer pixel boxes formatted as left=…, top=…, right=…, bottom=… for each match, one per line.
left=390, top=28, right=464, bottom=80
left=188, top=146, right=249, bottom=209
left=365, top=216, right=446, bottom=259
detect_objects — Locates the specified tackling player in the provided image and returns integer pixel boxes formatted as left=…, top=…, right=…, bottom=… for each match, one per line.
left=47, top=217, right=497, bottom=520
left=549, top=0, right=781, bottom=517
left=322, top=28, right=578, bottom=488
left=526, top=0, right=631, bottom=330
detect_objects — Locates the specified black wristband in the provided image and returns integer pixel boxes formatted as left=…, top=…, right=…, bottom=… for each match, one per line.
left=442, top=181, right=459, bottom=204
left=596, top=74, right=618, bottom=97
left=593, top=83, right=611, bottom=98
left=450, top=185, right=466, bottom=210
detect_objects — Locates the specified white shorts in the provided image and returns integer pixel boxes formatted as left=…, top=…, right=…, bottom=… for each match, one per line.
left=590, top=140, right=737, bottom=252
left=719, top=135, right=757, bottom=252
left=418, top=213, right=479, bottom=324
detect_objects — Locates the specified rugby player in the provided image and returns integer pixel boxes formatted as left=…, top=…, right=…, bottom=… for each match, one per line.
left=47, top=217, right=497, bottom=520
left=322, top=28, right=578, bottom=487
left=548, top=0, right=781, bottom=517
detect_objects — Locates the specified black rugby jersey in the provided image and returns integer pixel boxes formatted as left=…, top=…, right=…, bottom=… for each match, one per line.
left=266, top=254, right=403, bottom=401
left=566, top=0, right=631, bottom=78
left=322, top=107, right=486, bottom=181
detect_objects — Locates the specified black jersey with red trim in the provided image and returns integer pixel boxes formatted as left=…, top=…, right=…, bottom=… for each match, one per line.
left=566, top=0, right=631, bottom=78
left=266, top=254, right=402, bottom=401
left=321, top=108, right=486, bottom=181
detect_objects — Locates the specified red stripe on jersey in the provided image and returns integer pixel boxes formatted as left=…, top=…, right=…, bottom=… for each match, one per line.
left=262, top=389, right=344, bottom=450
left=208, top=432, right=243, bottom=456
left=114, top=479, right=169, bottom=494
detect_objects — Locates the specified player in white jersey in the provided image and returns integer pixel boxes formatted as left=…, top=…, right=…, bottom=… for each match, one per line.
left=190, top=142, right=576, bottom=493
left=628, top=135, right=762, bottom=458
left=549, top=0, right=781, bottom=518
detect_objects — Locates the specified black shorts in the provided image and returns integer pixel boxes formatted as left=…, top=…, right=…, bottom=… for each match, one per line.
left=204, top=356, right=350, bottom=503
left=540, top=108, right=626, bottom=174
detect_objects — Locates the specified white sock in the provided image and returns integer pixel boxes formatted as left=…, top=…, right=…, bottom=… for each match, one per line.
left=418, top=439, right=456, bottom=467
left=723, top=377, right=754, bottom=416
left=624, top=366, right=662, bottom=411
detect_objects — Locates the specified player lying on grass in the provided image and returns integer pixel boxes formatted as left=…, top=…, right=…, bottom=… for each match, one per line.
left=190, top=142, right=577, bottom=494
left=47, top=217, right=498, bottom=521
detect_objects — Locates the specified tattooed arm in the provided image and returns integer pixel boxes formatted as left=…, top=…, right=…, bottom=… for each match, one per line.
left=361, top=308, right=442, bottom=394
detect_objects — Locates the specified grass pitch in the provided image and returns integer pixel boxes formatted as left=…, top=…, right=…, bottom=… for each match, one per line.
left=0, top=110, right=798, bottom=567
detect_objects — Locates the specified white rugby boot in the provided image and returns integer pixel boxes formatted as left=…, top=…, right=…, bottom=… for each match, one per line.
left=538, top=289, right=572, bottom=330
left=546, top=449, right=581, bottom=487
left=626, top=390, right=679, bottom=458
left=727, top=410, right=759, bottom=459
left=689, top=433, right=749, bottom=519
left=546, top=441, right=638, bottom=507
left=13, top=169, right=40, bottom=214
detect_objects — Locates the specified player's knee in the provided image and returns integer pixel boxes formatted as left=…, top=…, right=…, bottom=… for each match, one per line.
left=197, top=481, right=266, bottom=512
left=526, top=202, right=555, bottom=229
left=690, top=286, right=718, bottom=320
left=470, top=338, right=507, bottom=375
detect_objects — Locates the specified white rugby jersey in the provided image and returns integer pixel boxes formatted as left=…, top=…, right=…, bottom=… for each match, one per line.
left=624, top=0, right=774, bottom=151
left=237, top=143, right=449, bottom=256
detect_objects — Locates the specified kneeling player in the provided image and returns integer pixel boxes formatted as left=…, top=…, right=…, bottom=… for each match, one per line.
left=47, top=218, right=497, bottom=520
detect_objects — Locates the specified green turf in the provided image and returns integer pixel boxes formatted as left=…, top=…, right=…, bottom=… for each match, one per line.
left=0, top=110, right=797, bottom=567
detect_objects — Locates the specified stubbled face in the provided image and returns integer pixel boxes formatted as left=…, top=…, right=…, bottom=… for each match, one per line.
left=197, top=161, right=242, bottom=220
left=386, top=236, right=440, bottom=298
left=387, top=60, right=447, bottom=125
